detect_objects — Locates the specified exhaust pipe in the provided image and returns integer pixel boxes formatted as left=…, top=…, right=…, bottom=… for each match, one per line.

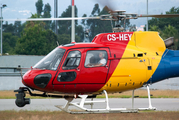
left=164, top=37, right=174, bottom=48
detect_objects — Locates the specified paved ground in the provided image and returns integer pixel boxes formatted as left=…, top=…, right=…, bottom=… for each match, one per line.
left=0, top=98, right=179, bottom=111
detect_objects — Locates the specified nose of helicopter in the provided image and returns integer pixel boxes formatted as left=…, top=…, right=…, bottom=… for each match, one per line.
left=22, top=70, right=52, bottom=89
left=22, top=70, right=34, bottom=87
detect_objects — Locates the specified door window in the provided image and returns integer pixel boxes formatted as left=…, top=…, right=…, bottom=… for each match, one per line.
left=85, top=50, right=107, bottom=67
left=57, top=72, right=77, bottom=82
left=62, top=50, right=81, bottom=70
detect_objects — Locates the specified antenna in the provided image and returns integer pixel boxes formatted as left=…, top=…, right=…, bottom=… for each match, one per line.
left=71, top=0, right=75, bottom=42
left=56, top=41, right=59, bottom=46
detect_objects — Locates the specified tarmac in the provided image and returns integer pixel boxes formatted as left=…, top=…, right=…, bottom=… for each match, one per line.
left=1, top=98, right=179, bottom=112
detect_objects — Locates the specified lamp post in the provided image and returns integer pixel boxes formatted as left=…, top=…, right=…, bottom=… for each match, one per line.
left=146, top=0, right=148, bottom=31
left=71, top=0, right=75, bottom=42
left=0, top=4, right=6, bottom=55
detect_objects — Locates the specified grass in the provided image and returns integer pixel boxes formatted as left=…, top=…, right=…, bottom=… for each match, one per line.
left=0, top=90, right=50, bottom=99
left=0, top=110, right=179, bottom=120
left=1, top=89, right=179, bottom=99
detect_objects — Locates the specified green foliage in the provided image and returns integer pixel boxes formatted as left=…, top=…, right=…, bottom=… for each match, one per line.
left=149, top=25, right=159, bottom=31
left=58, top=34, right=71, bottom=45
left=87, top=5, right=112, bottom=41
left=57, top=34, right=81, bottom=45
left=35, top=0, right=44, bottom=16
left=148, top=7, right=179, bottom=31
left=43, top=3, right=52, bottom=29
left=91, top=4, right=100, bottom=15
left=3, top=22, right=14, bottom=33
left=3, top=33, right=18, bottom=54
left=15, top=21, right=57, bottom=55
left=149, top=25, right=163, bottom=35
left=148, top=7, right=179, bottom=49
left=57, top=5, right=84, bottom=42
left=81, top=14, right=87, bottom=25
left=162, top=25, right=178, bottom=39
left=14, top=21, right=24, bottom=37
left=43, top=3, right=51, bottom=18
left=58, top=5, right=78, bottom=35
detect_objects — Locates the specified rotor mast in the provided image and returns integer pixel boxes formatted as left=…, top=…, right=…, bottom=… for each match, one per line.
left=71, top=0, right=75, bottom=42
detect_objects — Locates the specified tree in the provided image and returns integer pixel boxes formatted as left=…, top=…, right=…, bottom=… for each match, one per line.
left=75, top=25, right=84, bottom=41
left=58, top=34, right=71, bottom=45
left=57, top=5, right=84, bottom=42
left=148, top=25, right=162, bottom=35
left=3, top=22, right=14, bottom=33
left=162, top=25, right=178, bottom=39
left=81, top=14, right=87, bottom=26
left=43, top=3, right=51, bottom=18
left=3, top=21, right=24, bottom=37
left=98, top=6, right=114, bottom=33
left=3, top=33, right=19, bottom=54
left=14, top=21, right=23, bottom=37
left=86, top=4, right=101, bottom=40
left=86, top=5, right=113, bottom=41
left=15, top=15, right=57, bottom=55
left=147, top=7, right=179, bottom=49
left=165, top=7, right=179, bottom=30
left=43, top=3, right=52, bottom=29
left=162, top=25, right=178, bottom=50
left=91, top=4, right=100, bottom=16
left=149, top=25, right=159, bottom=31
left=57, top=34, right=81, bottom=45
left=35, top=0, right=44, bottom=16
left=148, top=7, right=179, bottom=31
left=58, top=5, right=78, bottom=35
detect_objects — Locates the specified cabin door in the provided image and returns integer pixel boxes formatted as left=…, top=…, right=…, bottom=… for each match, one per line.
left=78, top=48, right=110, bottom=84
left=53, top=49, right=84, bottom=85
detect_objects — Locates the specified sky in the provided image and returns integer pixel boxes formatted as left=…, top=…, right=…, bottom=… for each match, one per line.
left=1, top=0, right=179, bottom=28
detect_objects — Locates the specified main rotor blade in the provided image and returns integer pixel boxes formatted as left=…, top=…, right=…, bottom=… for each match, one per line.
left=2, top=17, right=100, bottom=21
left=138, top=14, right=179, bottom=18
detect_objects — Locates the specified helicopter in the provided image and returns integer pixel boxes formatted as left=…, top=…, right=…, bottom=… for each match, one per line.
left=12, top=1, right=179, bottom=113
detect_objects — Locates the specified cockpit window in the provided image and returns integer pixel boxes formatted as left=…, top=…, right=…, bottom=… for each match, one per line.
left=33, top=48, right=66, bottom=70
left=62, top=50, right=81, bottom=70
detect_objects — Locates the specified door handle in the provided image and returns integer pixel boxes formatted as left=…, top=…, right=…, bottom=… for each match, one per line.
left=105, top=65, right=108, bottom=69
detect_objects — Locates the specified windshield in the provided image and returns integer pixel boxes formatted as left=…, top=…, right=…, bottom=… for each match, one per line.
left=33, top=48, right=66, bottom=70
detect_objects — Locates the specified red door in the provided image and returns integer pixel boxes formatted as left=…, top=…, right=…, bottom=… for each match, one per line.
left=53, top=49, right=84, bottom=85
left=79, top=48, right=110, bottom=84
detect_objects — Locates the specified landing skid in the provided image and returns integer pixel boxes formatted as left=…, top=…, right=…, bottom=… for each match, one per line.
left=56, top=85, right=156, bottom=114
left=138, top=85, right=156, bottom=111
